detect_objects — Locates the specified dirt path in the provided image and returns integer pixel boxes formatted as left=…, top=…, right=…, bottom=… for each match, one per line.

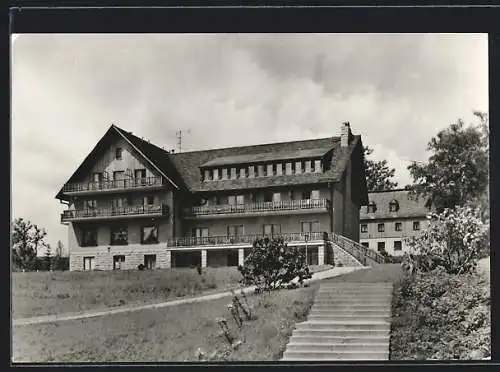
left=13, top=266, right=366, bottom=327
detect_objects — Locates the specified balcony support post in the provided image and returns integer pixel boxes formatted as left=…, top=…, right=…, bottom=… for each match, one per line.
left=201, top=249, right=207, bottom=268
left=165, top=250, right=172, bottom=269
left=318, top=244, right=325, bottom=266
left=238, top=248, right=245, bottom=266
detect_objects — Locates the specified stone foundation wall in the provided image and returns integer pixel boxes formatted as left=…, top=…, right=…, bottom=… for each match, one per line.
left=70, top=249, right=171, bottom=271
left=331, top=242, right=363, bottom=267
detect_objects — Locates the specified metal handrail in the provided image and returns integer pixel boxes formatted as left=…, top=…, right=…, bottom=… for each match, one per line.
left=168, top=231, right=324, bottom=247
left=62, top=176, right=163, bottom=193
left=61, top=204, right=168, bottom=222
left=186, top=199, right=330, bottom=215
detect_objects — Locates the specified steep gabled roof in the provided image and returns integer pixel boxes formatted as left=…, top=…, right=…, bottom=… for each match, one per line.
left=360, top=189, right=430, bottom=220
left=55, top=125, right=185, bottom=200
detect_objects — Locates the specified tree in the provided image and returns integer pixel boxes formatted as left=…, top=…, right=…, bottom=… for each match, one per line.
left=44, top=244, right=52, bottom=271
left=407, top=112, right=489, bottom=213
left=12, top=218, right=49, bottom=271
left=238, top=237, right=312, bottom=292
left=403, top=205, right=488, bottom=275
left=364, top=146, right=398, bottom=191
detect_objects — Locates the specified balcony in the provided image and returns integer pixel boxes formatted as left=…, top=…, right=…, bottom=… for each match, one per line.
left=62, top=177, right=163, bottom=196
left=168, top=231, right=326, bottom=248
left=61, top=204, right=169, bottom=223
left=184, top=199, right=330, bottom=219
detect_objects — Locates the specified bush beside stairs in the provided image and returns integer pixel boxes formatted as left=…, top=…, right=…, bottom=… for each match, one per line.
left=281, top=282, right=393, bottom=361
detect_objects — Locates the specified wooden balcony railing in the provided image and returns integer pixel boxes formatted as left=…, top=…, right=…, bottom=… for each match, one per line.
left=327, top=232, right=386, bottom=265
left=185, top=199, right=330, bottom=216
left=168, top=231, right=325, bottom=247
left=62, top=177, right=163, bottom=193
left=61, top=204, right=169, bottom=222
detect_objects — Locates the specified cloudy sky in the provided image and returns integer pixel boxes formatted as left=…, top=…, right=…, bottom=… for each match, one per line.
left=11, top=33, right=488, bottom=253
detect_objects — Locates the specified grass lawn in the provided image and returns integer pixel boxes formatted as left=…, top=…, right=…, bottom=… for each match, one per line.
left=12, top=284, right=318, bottom=362
left=12, top=267, right=243, bottom=319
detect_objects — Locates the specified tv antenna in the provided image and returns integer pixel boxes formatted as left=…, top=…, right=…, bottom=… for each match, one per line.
left=176, top=129, right=191, bottom=153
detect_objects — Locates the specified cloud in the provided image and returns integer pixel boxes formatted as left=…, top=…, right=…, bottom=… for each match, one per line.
left=11, top=34, right=488, bottom=249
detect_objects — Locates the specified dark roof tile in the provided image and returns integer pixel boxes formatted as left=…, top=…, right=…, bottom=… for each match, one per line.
left=360, top=189, right=429, bottom=220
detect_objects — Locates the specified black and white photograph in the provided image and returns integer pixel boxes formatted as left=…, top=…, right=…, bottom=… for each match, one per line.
left=11, top=33, right=490, bottom=362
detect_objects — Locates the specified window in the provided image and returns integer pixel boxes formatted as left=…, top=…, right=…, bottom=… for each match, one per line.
left=314, top=160, right=321, bottom=172
left=84, top=199, right=97, bottom=210
left=394, top=241, right=402, bottom=251
left=134, top=168, right=146, bottom=179
left=302, top=190, right=312, bottom=200
left=301, top=221, right=320, bottom=233
left=239, top=168, right=246, bottom=179
left=360, top=224, right=368, bottom=233
left=311, top=190, right=320, bottom=200
left=83, top=256, right=95, bottom=271
left=112, top=197, right=127, bottom=210
left=81, top=228, right=97, bottom=247
left=144, top=195, right=155, bottom=206
left=367, top=201, right=377, bottom=213
left=276, top=163, right=283, bottom=176
left=377, top=242, right=386, bottom=252
left=141, top=225, right=159, bottom=244
left=230, top=168, right=237, bottom=179
left=361, top=242, right=369, bottom=248
left=295, top=161, right=302, bottom=174
left=267, top=164, right=273, bottom=176
left=258, top=164, right=265, bottom=177
left=413, top=221, right=421, bottom=231
left=263, top=191, right=273, bottom=203
left=113, top=255, right=125, bottom=270
left=144, top=255, right=157, bottom=270
left=395, top=222, right=402, bottom=231
left=115, top=148, right=122, bottom=160
left=222, top=168, right=229, bottom=179
left=110, top=226, right=128, bottom=245
left=263, top=224, right=281, bottom=235
left=213, top=168, right=220, bottom=180
left=193, top=228, right=209, bottom=238
left=389, top=200, right=399, bottom=212
left=377, top=223, right=385, bottom=232
left=227, top=225, right=244, bottom=236
left=92, top=172, right=103, bottom=183
left=272, top=192, right=281, bottom=202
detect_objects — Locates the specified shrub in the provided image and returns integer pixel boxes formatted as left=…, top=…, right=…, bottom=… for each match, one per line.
left=391, top=267, right=490, bottom=359
left=404, top=206, right=489, bottom=275
left=238, top=237, right=312, bottom=292
left=137, top=264, right=145, bottom=271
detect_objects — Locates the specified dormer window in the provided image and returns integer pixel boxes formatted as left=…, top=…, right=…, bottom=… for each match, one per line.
left=367, top=201, right=377, bottom=213
left=115, top=148, right=123, bottom=160
left=389, top=200, right=399, bottom=212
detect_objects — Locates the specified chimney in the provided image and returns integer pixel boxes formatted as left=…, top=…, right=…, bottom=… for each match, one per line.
left=341, top=121, right=352, bottom=147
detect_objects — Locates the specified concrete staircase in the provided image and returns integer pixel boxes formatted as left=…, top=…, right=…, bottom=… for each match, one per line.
left=281, top=282, right=393, bottom=361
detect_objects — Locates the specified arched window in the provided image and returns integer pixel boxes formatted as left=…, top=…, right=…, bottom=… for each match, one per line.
left=389, top=199, right=399, bottom=212
left=367, top=201, right=377, bottom=213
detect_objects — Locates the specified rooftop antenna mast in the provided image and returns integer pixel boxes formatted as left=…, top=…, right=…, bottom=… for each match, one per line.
left=176, top=129, right=191, bottom=153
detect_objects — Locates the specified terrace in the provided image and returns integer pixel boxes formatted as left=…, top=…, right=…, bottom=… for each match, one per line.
left=184, top=199, right=330, bottom=219
left=61, top=204, right=169, bottom=223
left=61, top=177, right=163, bottom=196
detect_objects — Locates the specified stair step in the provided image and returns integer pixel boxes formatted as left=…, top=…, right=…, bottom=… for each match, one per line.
left=308, top=315, right=390, bottom=322
left=312, top=304, right=390, bottom=310
left=292, top=329, right=390, bottom=337
left=286, top=343, right=388, bottom=351
left=313, top=300, right=391, bottom=305
left=289, top=335, right=389, bottom=344
left=315, top=293, right=392, bottom=298
left=296, top=321, right=390, bottom=331
left=309, top=310, right=390, bottom=316
left=282, top=350, right=388, bottom=360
